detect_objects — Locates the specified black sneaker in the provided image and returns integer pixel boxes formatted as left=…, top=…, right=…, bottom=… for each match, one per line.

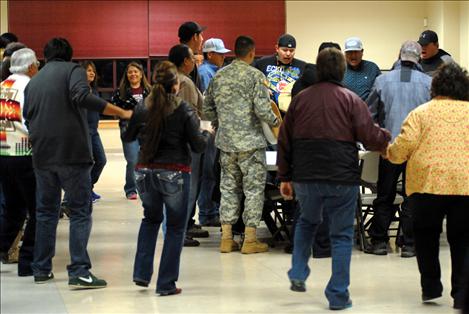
left=183, top=236, right=200, bottom=247
left=330, top=299, right=353, bottom=310
left=69, top=273, right=107, bottom=289
left=158, top=288, right=182, bottom=296
left=401, top=245, right=415, bottom=258
left=34, top=272, right=54, bottom=284
left=290, top=279, right=306, bottom=292
left=366, top=241, right=387, bottom=255
left=422, top=293, right=442, bottom=303
left=134, top=280, right=149, bottom=287
left=187, top=226, right=209, bottom=238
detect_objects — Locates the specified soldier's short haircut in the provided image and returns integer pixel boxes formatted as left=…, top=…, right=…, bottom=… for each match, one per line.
left=234, top=36, right=255, bottom=58
left=316, top=48, right=346, bottom=82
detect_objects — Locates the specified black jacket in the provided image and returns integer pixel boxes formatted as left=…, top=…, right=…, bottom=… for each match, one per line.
left=24, top=60, right=107, bottom=168
left=420, top=49, right=452, bottom=76
left=291, top=63, right=317, bottom=97
left=87, top=88, right=101, bottom=134
left=122, top=99, right=209, bottom=166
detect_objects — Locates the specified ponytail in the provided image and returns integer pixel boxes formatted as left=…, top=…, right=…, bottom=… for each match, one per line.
left=140, top=61, right=179, bottom=164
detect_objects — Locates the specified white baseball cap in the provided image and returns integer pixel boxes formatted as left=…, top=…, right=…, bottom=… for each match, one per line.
left=202, top=38, right=230, bottom=53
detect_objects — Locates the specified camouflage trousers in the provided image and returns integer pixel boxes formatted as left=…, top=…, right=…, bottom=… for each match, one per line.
left=219, top=148, right=266, bottom=227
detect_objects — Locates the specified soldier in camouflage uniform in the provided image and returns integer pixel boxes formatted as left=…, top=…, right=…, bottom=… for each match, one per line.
left=203, top=36, right=279, bottom=254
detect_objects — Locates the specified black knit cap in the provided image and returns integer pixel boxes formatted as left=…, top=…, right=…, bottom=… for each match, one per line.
left=277, top=34, right=296, bottom=48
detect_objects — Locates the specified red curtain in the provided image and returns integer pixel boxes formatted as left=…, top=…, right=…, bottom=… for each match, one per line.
left=149, top=1, right=285, bottom=56
left=8, top=0, right=285, bottom=59
left=8, top=0, right=149, bottom=59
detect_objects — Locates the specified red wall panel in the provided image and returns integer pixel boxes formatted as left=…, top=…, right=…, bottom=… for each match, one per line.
left=8, top=0, right=285, bottom=59
left=8, top=0, right=149, bottom=59
left=149, top=1, right=285, bottom=56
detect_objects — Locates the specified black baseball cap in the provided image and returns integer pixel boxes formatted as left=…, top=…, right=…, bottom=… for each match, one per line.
left=418, top=30, right=438, bottom=46
left=178, top=21, right=207, bottom=42
left=277, top=34, right=296, bottom=48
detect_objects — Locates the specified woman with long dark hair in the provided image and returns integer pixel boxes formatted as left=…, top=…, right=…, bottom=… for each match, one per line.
left=61, top=61, right=107, bottom=213
left=386, top=62, right=469, bottom=310
left=81, top=60, right=106, bottom=202
left=112, top=61, right=151, bottom=200
left=122, top=61, right=209, bottom=295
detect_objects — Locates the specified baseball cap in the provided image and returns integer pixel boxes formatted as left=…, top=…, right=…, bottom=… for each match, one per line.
left=418, top=30, right=438, bottom=46
left=178, top=21, right=207, bottom=42
left=277, top=34, right=296, bottom=48
left=202, top=38, right=231, bottom=53
left=344, top=37, right=363, bottom=52
left=400, top=40, right=421, bottom=64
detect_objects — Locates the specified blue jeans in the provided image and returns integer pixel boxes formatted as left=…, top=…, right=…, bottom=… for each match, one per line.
left=198, top=134, right=219, bottom=224
left=133, top=169, right=190, bottom=294
left=90, top=131, right=107, bottom=187
left=288, top=182, right=358, bottom=308
left=120, top=126, right=139, bottom=196
left=32, top=164, right=93, bottom=278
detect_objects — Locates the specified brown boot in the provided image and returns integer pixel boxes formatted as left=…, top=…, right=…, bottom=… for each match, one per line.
left=220, top=224, right=239, bottom=253
left=5, top=231, right=22, bottom=263
left=241, top=227, right=269, bottom=254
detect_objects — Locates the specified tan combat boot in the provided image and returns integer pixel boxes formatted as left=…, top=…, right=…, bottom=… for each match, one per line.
left=241, top=226, right=269, bottom=254
left=220, top=224, right=240, bottom=253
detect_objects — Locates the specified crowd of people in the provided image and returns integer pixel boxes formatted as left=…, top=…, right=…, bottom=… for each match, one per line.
left=0, top=23, right=468, bottom=312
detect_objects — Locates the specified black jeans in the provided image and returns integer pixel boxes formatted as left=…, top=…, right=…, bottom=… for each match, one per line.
left=409, top=193, right=469, bottom=308
left=368, top=158, right=413, bottom=246
left=89, top=131, right=107, bottom=187
left=0, top=156, right=36, bottom=274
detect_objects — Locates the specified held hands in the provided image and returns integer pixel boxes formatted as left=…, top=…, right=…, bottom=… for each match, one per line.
left=280, top=181, right=294, bottom=201
left=120, top=109, right=133, bottom=120
left=380, top=143, right=390, bottom=159
left=200, top=120, right=215, bottom=134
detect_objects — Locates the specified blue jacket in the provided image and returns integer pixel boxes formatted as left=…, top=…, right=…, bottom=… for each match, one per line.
left=367, top=64, right=432, bottom=140
left=198, top=60, right=219, bottom=93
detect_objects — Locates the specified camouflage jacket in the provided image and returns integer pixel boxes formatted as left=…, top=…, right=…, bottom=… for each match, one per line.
left=203, top=59, right=278, bottom=152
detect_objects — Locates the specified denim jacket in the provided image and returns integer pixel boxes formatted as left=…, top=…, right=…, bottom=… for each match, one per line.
left=367, top=64, right=432, bottom=140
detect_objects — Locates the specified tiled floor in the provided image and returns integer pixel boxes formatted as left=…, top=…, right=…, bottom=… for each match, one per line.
left=1, top=149, right=459, bottom=314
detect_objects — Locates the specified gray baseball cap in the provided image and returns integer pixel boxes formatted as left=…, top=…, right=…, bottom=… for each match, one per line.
left=344, top=37, right=363, bottom=52
left=400, top=40, right=421, bottom=64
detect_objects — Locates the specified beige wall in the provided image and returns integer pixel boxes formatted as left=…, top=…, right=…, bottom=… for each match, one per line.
left=286, top=0, right=468, bottom=69
left=460, top=1, right=469, bottom=69
left=426, top=1, right=460, bottom=62
left=1, top=0, right=8, bottom=35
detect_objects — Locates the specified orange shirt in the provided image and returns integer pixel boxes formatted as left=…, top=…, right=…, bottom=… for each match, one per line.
left=387, top=99, right=469, bottom=196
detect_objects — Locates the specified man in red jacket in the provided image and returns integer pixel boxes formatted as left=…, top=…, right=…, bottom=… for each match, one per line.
left=277, top=47, right=390, bottom=310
